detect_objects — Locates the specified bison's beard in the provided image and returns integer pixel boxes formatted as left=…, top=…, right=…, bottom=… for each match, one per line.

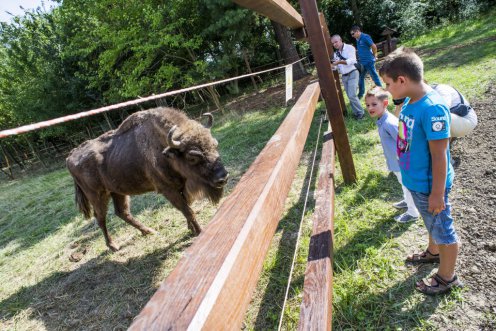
left=184, top=180, right=224, bottom=205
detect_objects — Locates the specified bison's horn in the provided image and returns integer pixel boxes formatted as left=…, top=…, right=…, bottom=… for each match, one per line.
left=167, top=125, right=182, bottom=149
left=203, top=112, right=213, bottom=129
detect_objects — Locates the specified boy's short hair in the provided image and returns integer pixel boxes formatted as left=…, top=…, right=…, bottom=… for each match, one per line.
left=379, top=47, right=424, bottom=82
left=350, top=24, right=361, bottom=32
left=365, top=87, right=390, bottom=102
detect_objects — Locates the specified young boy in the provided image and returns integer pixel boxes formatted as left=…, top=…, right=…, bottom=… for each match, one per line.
left=379, top=48, right=463, bottom=295
left=365, top=87, right=419, bottom=223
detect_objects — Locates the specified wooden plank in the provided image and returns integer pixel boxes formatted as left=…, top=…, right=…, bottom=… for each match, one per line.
left=318, top=12, right=348, bottom=117
left=129, top=82, right=321, bottom=330
left=298, top=0, right=356, bottom=184
left=232, top=0, right=304, bottom=29
left=298, top=125, right=335, bottom=331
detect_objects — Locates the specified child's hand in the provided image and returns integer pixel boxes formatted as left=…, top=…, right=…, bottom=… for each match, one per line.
left=428, top=194, right=445, bottom=215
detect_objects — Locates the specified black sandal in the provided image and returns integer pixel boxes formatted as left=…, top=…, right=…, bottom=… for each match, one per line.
left=416, top=273, right=464, bottom=295
left=406, top=249, right=440, bottom=263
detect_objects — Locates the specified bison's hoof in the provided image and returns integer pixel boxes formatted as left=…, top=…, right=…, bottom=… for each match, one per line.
left=108, top=242, right=120, bottom=252
left=141, top=227, right=158, bottom=235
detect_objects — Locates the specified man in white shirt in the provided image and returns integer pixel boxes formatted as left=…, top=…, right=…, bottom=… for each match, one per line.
left=331, top=35, right=365, bottom=120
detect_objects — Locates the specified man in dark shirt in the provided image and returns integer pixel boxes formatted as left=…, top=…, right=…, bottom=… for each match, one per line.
left=351, top=25, right=382, bottom=99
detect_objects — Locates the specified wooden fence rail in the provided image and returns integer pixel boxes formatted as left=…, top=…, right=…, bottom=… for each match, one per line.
left=298, top=124, right=335, bottom=330
left=129, top=82, right=321, bottom=330
left=232, top=0, right=304, bottom=29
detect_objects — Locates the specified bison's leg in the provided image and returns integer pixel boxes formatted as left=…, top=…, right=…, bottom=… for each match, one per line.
left=111, top=193, right=157, bottom=235
left=92, top=192, right=120, bottom=251
left=161, top=191, right=201, bottom=235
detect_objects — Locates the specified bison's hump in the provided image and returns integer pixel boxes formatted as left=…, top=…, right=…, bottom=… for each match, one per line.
left=115, top=107, right=189, bottom=135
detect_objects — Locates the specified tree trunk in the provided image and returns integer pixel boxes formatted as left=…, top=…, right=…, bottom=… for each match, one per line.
left=0, top=142, right=14, bottom=179
left=350, top=0, right=362, bottom=26
left=270, top=20, right=307, bottom=80
left=242, top=49, right=259, bottom=93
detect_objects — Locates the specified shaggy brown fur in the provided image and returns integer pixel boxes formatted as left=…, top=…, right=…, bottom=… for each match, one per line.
left=66, top=107, right=228, bottom=251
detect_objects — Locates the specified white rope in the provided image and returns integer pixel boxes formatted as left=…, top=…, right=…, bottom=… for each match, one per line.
left=0, top=58, right=306, bottom=138
left=277, top=113, right=324, bottom=331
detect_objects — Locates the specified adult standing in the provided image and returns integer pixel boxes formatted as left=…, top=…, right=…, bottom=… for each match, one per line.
left=350, top=24, right=382, bottom=99
left=330, top=34, right=365, bottom=119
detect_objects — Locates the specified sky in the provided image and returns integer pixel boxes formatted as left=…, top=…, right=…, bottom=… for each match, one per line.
left=0, top=0, right=57, bottom=23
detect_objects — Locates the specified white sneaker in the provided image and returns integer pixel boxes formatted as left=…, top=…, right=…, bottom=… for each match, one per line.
left=392, top=200, right=407, bottom=209
left=394, top=213, right=418, bottom=223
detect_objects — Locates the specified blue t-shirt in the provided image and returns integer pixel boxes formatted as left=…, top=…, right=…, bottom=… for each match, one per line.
left=356, top=33, right=375, bottom=63
left=377, top=111, right=400, bottom=172
left=397, top=90, right=454, bottom=193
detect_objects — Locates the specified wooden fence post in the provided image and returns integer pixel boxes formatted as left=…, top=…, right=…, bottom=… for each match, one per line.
left=318, top=12, right=348, bottom=117
left=298, top=0, right=357, bottom=184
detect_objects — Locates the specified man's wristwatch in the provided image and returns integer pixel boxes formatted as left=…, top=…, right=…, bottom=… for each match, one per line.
left=393, top=98, right=406, bottom=105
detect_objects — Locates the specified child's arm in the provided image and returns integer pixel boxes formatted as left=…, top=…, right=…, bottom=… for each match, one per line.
left=428, top=138, right=449, bottom=215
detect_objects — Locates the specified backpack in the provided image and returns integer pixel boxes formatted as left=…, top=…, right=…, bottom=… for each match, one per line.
left=432, top=84, right=472, bottom=117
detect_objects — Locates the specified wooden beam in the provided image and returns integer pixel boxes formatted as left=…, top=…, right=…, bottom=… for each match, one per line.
left=232, top=0, right=304, bottom=29
left=298, top=0, right=357, bottom=184
left=298, top=125, right=335, bottom=331
left=318, top=12, right=348, bottom=117
left=129, top=82, right=321, bottom=330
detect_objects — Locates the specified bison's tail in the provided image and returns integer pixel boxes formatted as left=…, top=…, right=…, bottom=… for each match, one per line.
left=74, top=181, right=91, bottom=219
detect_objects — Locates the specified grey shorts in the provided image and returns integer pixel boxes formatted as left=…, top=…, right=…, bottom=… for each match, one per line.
left=409, top=188, right=458, bottom=245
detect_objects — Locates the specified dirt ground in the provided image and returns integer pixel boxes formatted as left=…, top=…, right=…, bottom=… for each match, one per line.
left=432, top=83, right=496, bottom=330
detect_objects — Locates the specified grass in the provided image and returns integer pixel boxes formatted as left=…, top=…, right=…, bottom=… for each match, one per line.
left=404, top=8, right=496, bottom=100
left=1, top=10, right=495, bottom=331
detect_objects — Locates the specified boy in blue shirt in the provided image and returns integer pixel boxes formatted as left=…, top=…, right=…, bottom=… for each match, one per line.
left=365, top=87, right=419, bottom=223
left=379, top=48, right=463, bottom=295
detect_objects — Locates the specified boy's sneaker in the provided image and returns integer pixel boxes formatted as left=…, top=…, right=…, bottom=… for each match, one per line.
left=394, top=213, right=418, bottom=223
left=392, top=200, right=407, bottom=209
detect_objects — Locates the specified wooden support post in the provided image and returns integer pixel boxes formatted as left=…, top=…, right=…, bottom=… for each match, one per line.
left=129, top=82, right=321, bottom=331
left=298, top=0, right=356, bottom=184
left=318, top=13, right=348, bottom=117
left=232, top=0, right=304, bottom=29
left=298, top=124, right=335, bottom=330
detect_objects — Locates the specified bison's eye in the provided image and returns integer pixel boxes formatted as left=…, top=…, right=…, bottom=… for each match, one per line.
left=186, top=150, right=203, bottom=165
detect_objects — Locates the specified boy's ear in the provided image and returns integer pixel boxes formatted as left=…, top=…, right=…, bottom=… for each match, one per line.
left=397, top=75, right=407, bottom=84
left=383, top=99, right=389, bottom=107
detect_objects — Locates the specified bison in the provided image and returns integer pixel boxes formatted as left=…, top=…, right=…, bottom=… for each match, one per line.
left=66, top=107, right=229, bottom=251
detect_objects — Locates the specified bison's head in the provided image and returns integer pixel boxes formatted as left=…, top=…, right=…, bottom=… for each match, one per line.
left=162, top=114, right=228, bottom=204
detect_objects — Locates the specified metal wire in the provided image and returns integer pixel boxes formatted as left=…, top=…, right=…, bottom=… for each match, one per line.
left=277, top=112, right=325, bottom=331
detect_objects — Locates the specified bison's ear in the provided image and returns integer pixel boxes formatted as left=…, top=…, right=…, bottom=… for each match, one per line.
left=162, top=147, right=177, bottom=158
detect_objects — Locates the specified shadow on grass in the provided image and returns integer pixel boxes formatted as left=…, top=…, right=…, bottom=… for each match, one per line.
left=0, top=169, right=180, bottom=257
left=331, top=169, right=452, bottom=329
left=0, top=234, right=191, bottom=330
left=252, top=114, right=323, bottom=330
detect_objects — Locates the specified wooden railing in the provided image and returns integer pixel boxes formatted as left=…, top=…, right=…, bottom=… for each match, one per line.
left=298, top=126, right=335, bottom=330
left=129, top=82, right=321, bottom=330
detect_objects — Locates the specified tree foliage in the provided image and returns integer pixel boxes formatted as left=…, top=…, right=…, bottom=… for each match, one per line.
left=0, top=0, right=493, bottom=135
left=322, top=0, right=494, bottom=42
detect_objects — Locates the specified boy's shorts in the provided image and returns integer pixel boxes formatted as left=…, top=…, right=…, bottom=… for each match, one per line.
left=409, top=188, right=458, bottom=245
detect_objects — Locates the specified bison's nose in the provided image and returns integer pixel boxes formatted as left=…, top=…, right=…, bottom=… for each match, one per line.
left=214, top=168, right=229, bottom=186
